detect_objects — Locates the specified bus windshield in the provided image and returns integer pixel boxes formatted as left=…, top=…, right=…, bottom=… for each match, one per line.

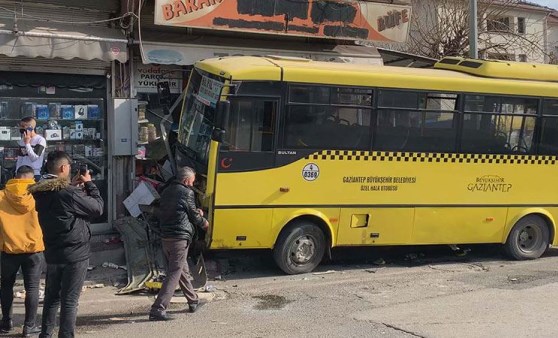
left=178, top=68, right=224, bottom=164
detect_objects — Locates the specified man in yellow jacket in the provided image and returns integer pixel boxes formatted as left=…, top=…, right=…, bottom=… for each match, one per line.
left=0, top=165, right=44, bottom=337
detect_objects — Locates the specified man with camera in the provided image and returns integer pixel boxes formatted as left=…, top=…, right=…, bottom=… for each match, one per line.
left=16, top=117, right=47, bottom=182
left=28, top=151, right=103, bottom=338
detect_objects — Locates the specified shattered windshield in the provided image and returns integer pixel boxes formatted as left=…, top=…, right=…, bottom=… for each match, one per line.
left=178, top=68, right=224, bottom=164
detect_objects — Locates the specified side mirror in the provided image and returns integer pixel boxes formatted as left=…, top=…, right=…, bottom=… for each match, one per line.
left=215, top=100, right=230, bottom=130
left=211, top=129, right=226, bottom=142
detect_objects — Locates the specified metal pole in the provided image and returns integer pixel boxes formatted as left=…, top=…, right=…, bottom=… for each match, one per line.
left=469, top=0, right=478, bottom=59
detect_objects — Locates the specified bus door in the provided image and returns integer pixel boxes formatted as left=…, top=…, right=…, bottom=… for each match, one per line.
left=211, top=97, right=279, bottom=248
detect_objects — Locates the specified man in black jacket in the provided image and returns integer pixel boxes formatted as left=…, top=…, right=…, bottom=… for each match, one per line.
left=149, top=166, right=208, bottom=321
left=28, top=151, right=103, bottom=337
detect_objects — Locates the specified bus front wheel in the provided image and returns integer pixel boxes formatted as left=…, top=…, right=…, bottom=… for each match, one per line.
left=273, top=221, right=326, bottom=275
left=505, top=215, right=550, bottom=260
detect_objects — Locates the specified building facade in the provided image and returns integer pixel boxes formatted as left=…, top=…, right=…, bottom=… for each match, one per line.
left=406, top=0, right=553, bottom=63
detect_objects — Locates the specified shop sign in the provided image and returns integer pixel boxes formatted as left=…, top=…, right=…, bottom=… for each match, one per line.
left=154, top=0, right=411, bottom=43
left=134, top=64, right=183, bottom=94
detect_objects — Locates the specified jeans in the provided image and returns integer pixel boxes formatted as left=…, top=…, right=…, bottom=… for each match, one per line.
left=0, top=252, right=43, bottom=328
left=151, top=239, right=198, bottom=314
left=39, top=259, right=88, bottom=338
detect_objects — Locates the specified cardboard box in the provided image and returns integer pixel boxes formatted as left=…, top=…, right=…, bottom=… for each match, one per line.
left=62, top=127, right=70, bottom=140
left=61, top=105, right=74, bottom=120
left=88, top=104, right=101, bottom=119
left=0, top=127, right=10, bottom=141
left=35, top=105, right=49, bottom=120
left=48, top=103, right=61, bottom=119
left=45, top=129, right=62, bottom=141
left=84, top=145, right=93, bottom=157
left=123, top=182, right=160, bottom=218
left=10, top=127, right=20, bottom=140
left=74, top=105, right=87, bottom=119
left=21, top=102, right=35, bottom=117
left=72, top=144, right=85, bottom=156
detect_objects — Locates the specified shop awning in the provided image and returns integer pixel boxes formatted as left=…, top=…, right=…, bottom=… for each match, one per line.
left=138, top=35, right=383, bottom=66
left=0, top=19, right=128, bottom=63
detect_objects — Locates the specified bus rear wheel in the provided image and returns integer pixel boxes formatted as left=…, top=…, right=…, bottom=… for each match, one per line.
left=273, top=221, right=326, bottom=275
left=505, top=215, right=550, bottom=260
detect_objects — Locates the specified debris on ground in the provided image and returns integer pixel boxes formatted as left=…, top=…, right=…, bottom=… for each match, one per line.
left=449, top=244, right=471, bottom=257
left=87, top=284, right=105, bottom=289
left=103, top=236, right=122, bottom=244
left=312, top=270, right=336, bottom=275
left=404, top=253, right=418, bottom=261
left=200, top=284, right=216, bottom=292
left=214, top=275, right=224, bottom=281
left=373, top=258, right=386, bottom=265
left=364, top=269, right=376, bottom=273
left=102, top=262, right=127, bottom=271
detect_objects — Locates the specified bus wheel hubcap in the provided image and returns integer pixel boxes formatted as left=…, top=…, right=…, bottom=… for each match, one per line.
left=290, top=236, right=315, bottom=264
left=518, top=225, right=541, bottom=252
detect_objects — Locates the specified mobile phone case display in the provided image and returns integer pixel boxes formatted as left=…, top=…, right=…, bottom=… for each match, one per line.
left=0, top=97, right=106, bottom=180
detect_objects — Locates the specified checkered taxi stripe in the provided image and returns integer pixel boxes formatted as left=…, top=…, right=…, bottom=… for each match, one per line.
left=304, top=151, right=558, bottom=165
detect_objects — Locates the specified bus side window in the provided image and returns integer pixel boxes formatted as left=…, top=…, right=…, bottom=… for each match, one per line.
left=462, top=95, right=537, bottom=154
left=224, top=99, right=276, bottom=152
left=375, top=90, right=458, bottom=152
left=539, top=99, right=558, bottom=154
left=284, top=105, right=371, bottom=149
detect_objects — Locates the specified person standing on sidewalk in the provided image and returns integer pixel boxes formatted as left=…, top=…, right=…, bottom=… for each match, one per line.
left=28, top=151, right=103, bottom=338
left=16, top=117, right=47, bottom=182
left=0, top=165, right=44, bottom=336
left=149, top=166, right=208, bottom=321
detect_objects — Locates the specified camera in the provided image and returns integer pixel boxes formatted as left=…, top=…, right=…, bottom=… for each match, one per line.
left=70, top=162, right=93, bottom=177
left=79, top=164, right=88, bottom=176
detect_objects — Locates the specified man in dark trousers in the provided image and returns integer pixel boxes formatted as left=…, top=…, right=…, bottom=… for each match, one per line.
left=149, top=166, right=208, bottom=321
left=29, top=151, right=104, bottom=337
left=0, top=165, right=44, bottom=336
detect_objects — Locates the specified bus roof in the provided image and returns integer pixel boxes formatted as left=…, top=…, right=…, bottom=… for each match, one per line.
left=195, top=56, right=558, bottom=98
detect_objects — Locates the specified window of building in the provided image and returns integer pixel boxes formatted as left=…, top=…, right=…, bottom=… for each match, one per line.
left=539, top=99, right=558, bottom=154
left=462, top=95, right=537, bottom=154
left=487, top=16, right=512, bottom=32
left=517, top=17, right=526, bottom=34
left=375, top=90, right=458, bottom=152
left=284, top=85, right=373, bottom=149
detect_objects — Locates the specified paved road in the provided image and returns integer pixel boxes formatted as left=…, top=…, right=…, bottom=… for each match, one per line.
left=6, top=245, right=558, bottom=337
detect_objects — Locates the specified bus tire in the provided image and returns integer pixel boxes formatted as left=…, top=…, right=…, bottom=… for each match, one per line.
left=505, top=215, right=550, bottom=260
left=273, top=221, right=326, bottom=275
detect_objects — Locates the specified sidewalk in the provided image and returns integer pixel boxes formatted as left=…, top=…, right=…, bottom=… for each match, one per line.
left=5, top=266, right=220, bottom=337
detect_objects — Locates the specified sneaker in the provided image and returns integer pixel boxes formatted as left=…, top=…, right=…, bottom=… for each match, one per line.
left=149, top=312, right=172, bottom=321
left=22, top=326, right=41, bottom=337
left=0, top=318, right=13, bottom=333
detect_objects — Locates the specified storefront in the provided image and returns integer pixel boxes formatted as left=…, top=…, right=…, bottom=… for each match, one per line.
left=0, top=5, right=128, bottom=232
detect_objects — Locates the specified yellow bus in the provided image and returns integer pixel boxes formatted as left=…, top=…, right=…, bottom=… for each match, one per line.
left=175, top=55, right=558, bottom=274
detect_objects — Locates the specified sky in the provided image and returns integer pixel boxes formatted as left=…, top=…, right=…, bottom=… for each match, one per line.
left=529, top=0, right=558, bottom=10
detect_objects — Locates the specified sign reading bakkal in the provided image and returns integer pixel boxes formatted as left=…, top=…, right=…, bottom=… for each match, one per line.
left=154, top=0, right=411, bottom=43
